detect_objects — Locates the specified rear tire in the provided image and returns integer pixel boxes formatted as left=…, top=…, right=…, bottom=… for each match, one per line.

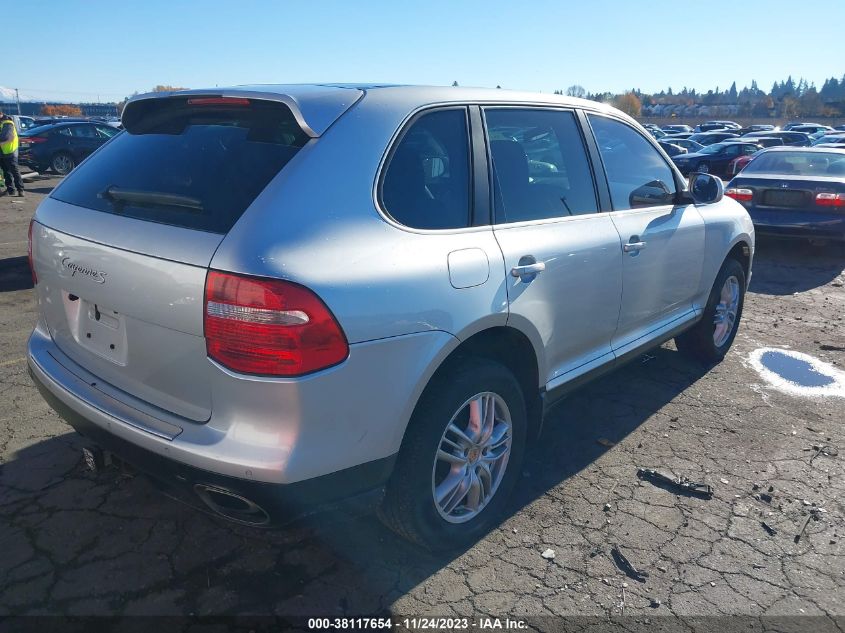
left=51, top=152, right=75, bottom=176
left=675, top=258, right=746, bottom=363
left=378, top=357, right=527, bottom=550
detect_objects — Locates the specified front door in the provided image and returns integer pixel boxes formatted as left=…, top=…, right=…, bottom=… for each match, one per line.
left=484, top=107, right=623, bottom=389
left=585, top=114, right=705, bottom=355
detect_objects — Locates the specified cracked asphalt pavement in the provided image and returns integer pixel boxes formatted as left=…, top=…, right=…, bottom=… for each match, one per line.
left=1, top=178, right=844, bottom=624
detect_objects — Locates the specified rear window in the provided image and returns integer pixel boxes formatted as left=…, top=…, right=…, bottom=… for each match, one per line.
left=742, top=151, right=845, bottom=176
left=51, top=98, right=309, bottom=234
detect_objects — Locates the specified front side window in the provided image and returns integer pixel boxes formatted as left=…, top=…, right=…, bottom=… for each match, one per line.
left=95, top=124, right=118, bottom=139
left=381, top=108, right=471, bottom=230
left=485, top=108, right=597, bottom=223
left=588, top=115, right=677, bottom=210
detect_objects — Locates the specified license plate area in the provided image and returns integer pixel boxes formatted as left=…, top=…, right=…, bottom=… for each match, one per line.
left=762, top=189, right=807, bottom=207
left=62, top=291, right=128, bottom=365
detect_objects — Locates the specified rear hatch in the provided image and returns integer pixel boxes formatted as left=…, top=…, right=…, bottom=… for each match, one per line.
left=31, top=92, right=340, bottom=422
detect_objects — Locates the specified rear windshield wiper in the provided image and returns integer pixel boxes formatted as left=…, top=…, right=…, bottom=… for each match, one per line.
left=100, top=186, right=203, bottom=212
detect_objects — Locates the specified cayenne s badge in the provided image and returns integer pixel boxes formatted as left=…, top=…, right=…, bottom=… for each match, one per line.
left=61, top=258, right=107, bottom=284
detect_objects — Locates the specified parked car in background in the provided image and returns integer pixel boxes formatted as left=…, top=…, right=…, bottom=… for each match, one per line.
left=695, top=120, right=741, bottom=132
left=662, top=124, right=693, bottom=134
left=657, top=140, right=688, bottom=156
left=26, top=84, right=753, bottom=549
left=18, top=121, right=120, bottom=175
left=728, top=136, right=783, bottom=178
left=30, top=117, right=90, bottom=129
left=835, top=125, right=845, bottom=132
left=661, top=132, right=693, bottom=140
left=782, top=121, right=823, bottom=131
left=688, top=131, right=740, bottom=146
left=736, top=124, right=776, bottom=135
left=10, top=115, right=38, bottom=132
left=727, top=150, right=764, bottom=177
left=741, top=131, right=812, bottom=146
left=695, top=122, right=729, bottom=132
left=672, top=140, right=762, bottom=178
left=661, top=137, right=705, bottom=153
left=749, top=137, right=785, bottom=148
left=791, top=124, right=833, bottom=136
left=812, top=133, right=845, bottom=147
left=726, top=147, right=845, bottom=242
left=648, top=128, right=668, bottom=139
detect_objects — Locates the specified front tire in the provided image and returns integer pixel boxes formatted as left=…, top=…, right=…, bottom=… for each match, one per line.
left=675, top=258, right=746, bottom=363
left=378, top=358, right=527, bottom=550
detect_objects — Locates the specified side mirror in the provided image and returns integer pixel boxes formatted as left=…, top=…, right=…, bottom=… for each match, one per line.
left=688, top=172, right=724, bottom=204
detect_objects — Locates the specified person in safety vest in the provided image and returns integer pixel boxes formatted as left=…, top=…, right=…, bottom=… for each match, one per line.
left=0, top=108, right=25, bottom=197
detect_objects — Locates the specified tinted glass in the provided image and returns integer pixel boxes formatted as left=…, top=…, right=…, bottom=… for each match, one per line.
left=588, top=115, right=677, bottom=210
left=51, top=99, right=308, bottom=234
left=70, top=125, right=97, bottom=138
left=485, top=109, right=597, bottom=222
left=95, top=125, right=118, bottom=138
left=741, top=151, right=845, bottom=176
left=381, top=109, right=470, bottom=230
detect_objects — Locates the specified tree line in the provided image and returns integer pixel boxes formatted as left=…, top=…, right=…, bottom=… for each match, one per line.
left=553, top=75, right=845, bottom=119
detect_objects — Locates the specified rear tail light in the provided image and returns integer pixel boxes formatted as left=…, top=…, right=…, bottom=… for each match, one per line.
left=725, top=188, right=753, bottom=202
left=204, top=271, right=348, bottom=376
left=815, top=193, right=845, bottom=208
left=20, top=136, right=47, bottom=144
left=27, top=219, right=37, bottom=285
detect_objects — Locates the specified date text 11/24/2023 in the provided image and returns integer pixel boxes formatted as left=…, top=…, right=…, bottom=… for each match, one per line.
left=307, top=617, right=529, bottom=630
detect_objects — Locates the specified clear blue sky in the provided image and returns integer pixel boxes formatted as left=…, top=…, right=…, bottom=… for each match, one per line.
left=8, top=0, right=845, bottom=103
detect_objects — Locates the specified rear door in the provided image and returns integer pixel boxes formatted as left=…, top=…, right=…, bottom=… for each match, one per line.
left=32, top=97, right=312, bottom=421
left=484, top=107, right=623, bottom=388
left=585, top=113, right=705, bottom=354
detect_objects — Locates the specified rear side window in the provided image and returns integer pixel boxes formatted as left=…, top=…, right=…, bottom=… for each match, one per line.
left=485, top=108, right=597, bottom=222
left=51, top=98, right=309, bottom=234
left=70, top=125, right=97, bottom=138
left=588, top=115, right=677, bottom=210
left=381, top=108, right=471, bottom=230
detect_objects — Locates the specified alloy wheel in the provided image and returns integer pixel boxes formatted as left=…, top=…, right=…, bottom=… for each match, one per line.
left=713, top=275, right=740, bottom=347
left=431, top=392, right=513, bottom=524
left=53, top=154, right=74, bottom=175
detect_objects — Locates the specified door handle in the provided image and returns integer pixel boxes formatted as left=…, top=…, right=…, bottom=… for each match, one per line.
left=623, top=237, right=647, bottom=254
left=510, top=261, right=546, bottom=279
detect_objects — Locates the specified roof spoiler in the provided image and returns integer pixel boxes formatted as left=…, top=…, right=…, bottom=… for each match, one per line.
left=122, top=86, right=364, bottom=137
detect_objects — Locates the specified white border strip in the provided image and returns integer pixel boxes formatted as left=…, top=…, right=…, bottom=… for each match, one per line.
left=748, top=347, right=845, bottom=398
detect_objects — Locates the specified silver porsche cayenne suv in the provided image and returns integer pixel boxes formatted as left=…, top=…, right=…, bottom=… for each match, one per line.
left=27, top=84, right=754, bottom=549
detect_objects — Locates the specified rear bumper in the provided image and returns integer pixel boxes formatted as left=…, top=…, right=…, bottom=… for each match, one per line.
left=28, top=322, right=450, bottom=487
left=29, top=363, right=395, bottom=524
left=748, top=208, right=845, bottom=240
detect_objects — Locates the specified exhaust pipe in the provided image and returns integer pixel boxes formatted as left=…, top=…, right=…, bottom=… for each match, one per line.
left=194, top=484, right=270, bottom=527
